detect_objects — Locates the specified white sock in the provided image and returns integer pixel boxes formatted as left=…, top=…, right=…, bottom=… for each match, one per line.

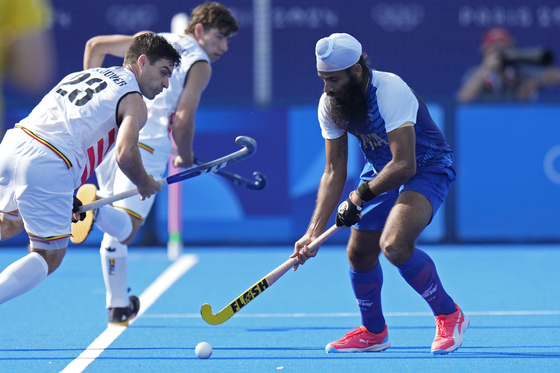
left=100, top=234, right=129, bottom=308
left=95, top=205, right=133, bottom=242
left=0, top=252, right=48, bottom=305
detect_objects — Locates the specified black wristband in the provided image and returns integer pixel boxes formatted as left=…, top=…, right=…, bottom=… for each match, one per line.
left=357, top=182, right=377, bottom=202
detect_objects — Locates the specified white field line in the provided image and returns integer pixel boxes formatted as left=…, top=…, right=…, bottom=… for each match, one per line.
left=142, top=310, right=560, bottom=319
left=60, top=254, right=198, bottom=373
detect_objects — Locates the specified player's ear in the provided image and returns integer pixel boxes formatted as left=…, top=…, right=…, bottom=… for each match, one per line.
left=194, top=23, right=205, bottom=40
left=351, top=63, right=362, bottom=79
left=138, top=55, right=148, bottom=70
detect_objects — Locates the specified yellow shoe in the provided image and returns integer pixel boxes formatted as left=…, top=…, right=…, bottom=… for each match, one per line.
left=70, top=184, right=98, bottom=244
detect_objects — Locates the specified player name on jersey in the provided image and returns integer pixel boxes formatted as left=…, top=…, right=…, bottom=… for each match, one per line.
left=95, top=67, right=128, bottom=86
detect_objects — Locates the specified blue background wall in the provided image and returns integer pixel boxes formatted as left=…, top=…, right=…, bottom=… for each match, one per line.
left=455, top=104, right=560, bottom=242
left=2, top=0, right=560, bottom=246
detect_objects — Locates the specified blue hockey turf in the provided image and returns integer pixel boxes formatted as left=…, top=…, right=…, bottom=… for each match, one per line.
left=0, top=244, right=559, bottom=372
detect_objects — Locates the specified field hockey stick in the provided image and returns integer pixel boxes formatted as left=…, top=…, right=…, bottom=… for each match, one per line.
left=194, top=157, right=267, bottom=190
left=78, top=136, right=257, bottom=213
left=200, top=223, right=343, bottom=325
left=171, top=148, right=268, bottom=190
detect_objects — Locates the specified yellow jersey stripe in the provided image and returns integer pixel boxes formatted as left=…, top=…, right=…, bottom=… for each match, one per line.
left=138, top=142, right=154, bottom=154
left=16, top=126, right=72, bottom=169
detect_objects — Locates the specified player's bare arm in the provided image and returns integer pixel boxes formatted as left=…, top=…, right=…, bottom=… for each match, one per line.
left=354, top=124, right=417, bottom=205
left=83, top=32, right=151, bottom=70
left=115, top=93, right=161, bottom=200
left=83, top=35, right=134, bottom=70
left=291, top=133, right=348, bottom=270
left=172, top=61, right=212, bottom=168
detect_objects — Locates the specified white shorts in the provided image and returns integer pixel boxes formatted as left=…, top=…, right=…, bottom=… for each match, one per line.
left=0, top=128, right=77, bottom=249
left=95, top=143, right=169, bottom=220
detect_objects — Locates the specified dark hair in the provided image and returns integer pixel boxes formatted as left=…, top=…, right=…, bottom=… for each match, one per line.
left=343, top=52, right=371, bottom=77
left=186, top=2, right=239, bottom=37
left=124, top=33, right=181, bottom=69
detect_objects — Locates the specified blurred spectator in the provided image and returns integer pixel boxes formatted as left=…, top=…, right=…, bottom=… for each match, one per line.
left=0, top=0, right=55, bottom=138
left=457, top=27, right=560, bottom=103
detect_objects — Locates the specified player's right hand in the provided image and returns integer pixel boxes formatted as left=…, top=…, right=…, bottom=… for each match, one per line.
left=290, top=235, right=319, bottom=271
left=138, top=175, right=161, bottom=201
left=172, top=150, right=194, bottom=169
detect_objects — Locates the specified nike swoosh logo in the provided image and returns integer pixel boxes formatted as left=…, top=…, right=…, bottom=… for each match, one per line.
left=105, top=247, right=117, bottom=252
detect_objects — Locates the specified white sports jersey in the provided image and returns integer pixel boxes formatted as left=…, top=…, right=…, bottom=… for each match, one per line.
left=138, top=33, right=211, bottom=153
left=16, top=67, right=141, bottom=188
left=318, top=71, right=418, bottom=140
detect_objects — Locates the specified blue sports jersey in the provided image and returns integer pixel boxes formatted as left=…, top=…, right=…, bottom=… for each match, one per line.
left=319, top=70, right=455, bottom=179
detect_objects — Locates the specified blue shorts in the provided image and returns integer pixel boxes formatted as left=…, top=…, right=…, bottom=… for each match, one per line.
left=355, top=169, right=453, bottom=231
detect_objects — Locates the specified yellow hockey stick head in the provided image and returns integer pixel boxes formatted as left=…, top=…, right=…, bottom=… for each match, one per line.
left=71, top=183, right=98, bottom=244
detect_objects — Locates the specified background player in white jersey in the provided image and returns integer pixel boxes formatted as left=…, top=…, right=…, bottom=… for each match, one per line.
left=80, top=2, right=239, bottom=326
left=0, top=33, right=181, bottom=310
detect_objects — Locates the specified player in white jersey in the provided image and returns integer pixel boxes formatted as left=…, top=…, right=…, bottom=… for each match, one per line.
left=80, top=2, right=239, bottom=326
left=0, top=33, right=181, bottom=312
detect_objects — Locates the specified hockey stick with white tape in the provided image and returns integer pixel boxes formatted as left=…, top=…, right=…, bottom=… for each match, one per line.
left=78, top=135, right=257, bottom=213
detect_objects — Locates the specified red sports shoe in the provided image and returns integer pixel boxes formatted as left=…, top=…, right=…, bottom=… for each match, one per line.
left=325, top=325, right=391, bottom=353
left=431, top=303, right=469, bottom=355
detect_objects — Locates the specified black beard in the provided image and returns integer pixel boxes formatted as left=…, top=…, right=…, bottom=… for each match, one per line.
left=326, top=77, right=367, bottom=135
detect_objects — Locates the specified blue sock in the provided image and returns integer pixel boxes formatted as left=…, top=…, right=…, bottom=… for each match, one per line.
left=397, top=248, right=456, bottom=316
left=350, top=264, right=385, bottom=334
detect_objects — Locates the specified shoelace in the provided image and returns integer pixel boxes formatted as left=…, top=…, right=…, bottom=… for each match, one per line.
left=435, top=316, right=448, bottom=337
left=342, top=327, right=364, bottom=340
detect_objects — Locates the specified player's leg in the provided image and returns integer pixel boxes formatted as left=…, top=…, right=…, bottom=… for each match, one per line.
left=94, top=206, right=133, bottom=242
left=99, top=230, right=139, bottom=326
left=0, top=133, right=73, bottom=305
left=98, top=199, right=147, bottom=326
left=0, top=215, right=24, bottom=240
left=0, top=218, right=65, bottom=305
left=94, top=150, right=137, bottom=324
left=0, top=131, right=25, bottom=241
left=0, top=249, right=50, bottom=305
left=98, top=147, right=166, bottom=326
left=383, top=189, right=456, bottom=311
left=325, top=190, right=397, bottom=353
left=93, top=149, right=133, bottom=243
left=382, top=172, right=468, bottom=354
left=95, top=145, right=165, bottom=244
left=326, top=229, right=390, bottom=353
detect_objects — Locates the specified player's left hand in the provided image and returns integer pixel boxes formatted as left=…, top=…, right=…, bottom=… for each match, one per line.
left=336, top=197, right=362, bottom=227
left=72, top=195, right=86, bottom=223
